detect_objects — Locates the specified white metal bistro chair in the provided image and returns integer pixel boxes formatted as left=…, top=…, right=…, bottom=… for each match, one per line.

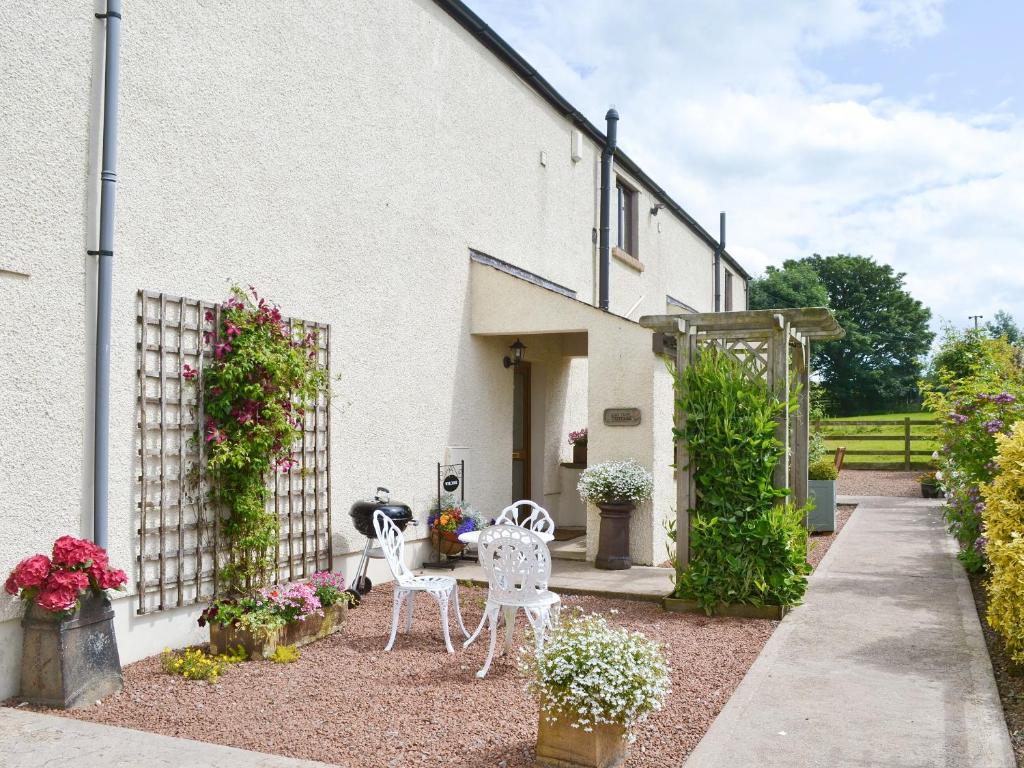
left=372, top=510, right=469, bottom=653
left=494, top=500, right=556, bottom=536
left=464, top=525, right=560, bottom=678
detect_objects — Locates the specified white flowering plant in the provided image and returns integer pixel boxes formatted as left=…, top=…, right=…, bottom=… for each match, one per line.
left=520, top=610, right=670, bottom=739
left=577, top=460, right=654, bottom=506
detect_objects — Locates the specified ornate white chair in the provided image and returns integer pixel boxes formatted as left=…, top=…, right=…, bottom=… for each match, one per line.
left=372, top=510, right=469, bottom=653
left=494, top=500, right=555, bottom=536
left=464, top=525, right=560, bottom=678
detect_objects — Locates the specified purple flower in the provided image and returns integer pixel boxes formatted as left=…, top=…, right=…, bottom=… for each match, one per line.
left=950, top=413, right=968, bottom=425
left=984, top=419, right=1004, bottom=434
left=995, top=392, right=1017, bottom=404
left=181, top=363, right=198, bottom=381
left=975, top=502, right=986, bottom=514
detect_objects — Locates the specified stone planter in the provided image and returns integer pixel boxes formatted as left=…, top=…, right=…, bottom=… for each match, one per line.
left=208, top=602, right=348, bottom=660
left=19, top=591, right=123, bottom=708
left=807, top=479, right=837, bottom=533
left=536, top=710, right=627, bottom=768
left=431, top=529, right=465, bottom=557
left=595, top=501, right=633, bottom=571
left=920, top=482, right=942, bottom=499
left=572, top=442, right=588, bottom=466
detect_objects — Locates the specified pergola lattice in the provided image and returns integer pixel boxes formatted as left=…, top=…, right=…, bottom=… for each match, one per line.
left=640, top=308, right=845, bottom=567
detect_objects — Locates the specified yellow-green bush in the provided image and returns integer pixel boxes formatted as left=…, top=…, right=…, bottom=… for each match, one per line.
left=161, top=647, right=225, bottom=682
left=982, top=427, right=1024, bottom=663
left=269, top=644, right=300, bottom=664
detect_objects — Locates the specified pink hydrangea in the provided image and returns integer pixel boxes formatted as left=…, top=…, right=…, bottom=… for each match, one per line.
left=5, top=554, right=52, bottom=594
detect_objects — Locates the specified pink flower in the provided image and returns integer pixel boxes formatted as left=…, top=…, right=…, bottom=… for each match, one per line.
left=204, top=310, right=214, bottom=323
left=35, top=570, right=90, bottom=612
left=205, top=423, right=226, bottom=444
left=214, top=341, right=232, bottom=358
left=225, top=322, right=242, bottom=340
left=98, top=568, right=127, bottom=590
left=182, top=364, right=198, bottom=380
left=6, top=554, right=52, bottom=593
left=52, top=536, right=106, bottom=569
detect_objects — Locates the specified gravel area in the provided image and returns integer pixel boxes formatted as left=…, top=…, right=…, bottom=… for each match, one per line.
left=837, top=470, right=923, bottom=497
left=970, top=573, right=1024, bottom=766
left=15, top=586, right=776, bottom=768
left=806, top=504, right=856, bottom=571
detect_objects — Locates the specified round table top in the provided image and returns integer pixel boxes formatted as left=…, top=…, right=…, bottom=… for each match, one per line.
left=458, top=527, right=555, bottom=545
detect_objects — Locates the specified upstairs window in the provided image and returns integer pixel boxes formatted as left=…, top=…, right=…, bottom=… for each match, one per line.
left=616, top=179, right=638, bottom=257
left=724, top=271, right=734, bottom=311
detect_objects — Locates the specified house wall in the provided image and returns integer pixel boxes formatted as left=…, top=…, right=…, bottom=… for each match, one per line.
left=0, top=0, right=745, bottom=697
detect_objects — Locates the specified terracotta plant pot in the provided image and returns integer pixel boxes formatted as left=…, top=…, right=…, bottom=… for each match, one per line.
left=19, top=591, right=123, bottom=708
left=431, top=529, right=465, bottom=557
left=595, top=501, right=634, bottom=570
left=536, top=710, right=627, bottom=768
left=208, top=602, right=348, bottom=660
left=572, top=441, right=588, bottom=466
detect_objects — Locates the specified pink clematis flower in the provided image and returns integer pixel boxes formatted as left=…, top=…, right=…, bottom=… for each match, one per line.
left=182, top=364, right=198, bottom=380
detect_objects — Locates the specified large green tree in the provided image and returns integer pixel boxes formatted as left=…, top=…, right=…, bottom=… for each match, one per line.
left=986, top=310, right=1022, bottom=346
left=749, top=254, right=934, bottom=415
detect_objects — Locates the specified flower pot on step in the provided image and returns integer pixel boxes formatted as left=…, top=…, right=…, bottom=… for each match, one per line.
left=572, top=442, right=588, bottom=466
left=19, top=591, right=123, bottom=708
left=431, top=529, right=465, bottom=557
left=807, top=479, right=836, bottom=533
left=208, top=602, right=348, bottom=659
left=595, top=501, right=633, bottom=570
left=536, top=710, right=627, bottom=768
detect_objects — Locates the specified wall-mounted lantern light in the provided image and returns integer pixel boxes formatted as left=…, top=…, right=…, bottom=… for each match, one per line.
left=503, top=338, right=527, bottom=369
left=650, top=203, right=666, bottom=216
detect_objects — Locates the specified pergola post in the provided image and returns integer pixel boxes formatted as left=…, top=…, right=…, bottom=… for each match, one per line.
left=673, top=320, right=693, bottom=569
left=792, top=334, right=810, bottom=509
left=769, top=314, right=791, bottom=493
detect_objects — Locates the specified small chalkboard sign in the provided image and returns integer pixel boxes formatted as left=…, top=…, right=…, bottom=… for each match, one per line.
left=603, top=407, right=642, bottom=426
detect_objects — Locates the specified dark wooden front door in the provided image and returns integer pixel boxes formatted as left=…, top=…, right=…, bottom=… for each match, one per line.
left=512, top=362, right=531, bottom=501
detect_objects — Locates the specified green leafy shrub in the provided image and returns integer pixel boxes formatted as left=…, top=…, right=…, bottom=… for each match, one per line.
left=670, top=349, right=809, bottom=611
left=270, top=644, right=301, bottom=664
left=982, top=429, right=1024, bottom=663
left=161, top=647, right=225, bottom=682
left=809, top=458, right=838, bottom=481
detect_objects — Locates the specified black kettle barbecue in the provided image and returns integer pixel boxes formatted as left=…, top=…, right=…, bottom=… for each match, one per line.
left=347, top=487, right=414, bottom=598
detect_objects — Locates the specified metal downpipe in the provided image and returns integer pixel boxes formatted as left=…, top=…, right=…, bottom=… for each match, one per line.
left=714, top=211, right=725, bottom=312
left=598, top=108, right=618, bottom=311
left=92, top=0, right=123, bottom=548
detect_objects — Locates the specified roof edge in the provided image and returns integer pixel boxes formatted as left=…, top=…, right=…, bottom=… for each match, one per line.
left=433, top=0, right=751, bottom=281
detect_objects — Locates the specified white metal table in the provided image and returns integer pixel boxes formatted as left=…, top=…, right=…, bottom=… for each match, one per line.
left=458, top=527, right=555, bottom=546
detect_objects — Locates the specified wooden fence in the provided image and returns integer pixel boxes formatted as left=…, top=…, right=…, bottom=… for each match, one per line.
left=814, top=417, right=938, bottom=471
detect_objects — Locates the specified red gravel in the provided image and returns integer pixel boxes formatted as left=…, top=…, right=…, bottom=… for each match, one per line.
left=23, top=585, right=777, bottom=767
left=806, top=504, right=856, bottom=571
left=837, top=470, right=924, bottom=497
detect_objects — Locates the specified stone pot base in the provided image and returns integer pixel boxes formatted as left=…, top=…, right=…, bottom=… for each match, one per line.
left=209, top=602, right=348, bottom=659
left=19, top=591, right=123, bottom=709
left=595, top=502, right=634, bottom=571
left=535, top=712, right=627, bottom=768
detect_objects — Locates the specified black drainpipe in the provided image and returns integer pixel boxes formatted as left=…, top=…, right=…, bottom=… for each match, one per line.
left=714, top=211, right=725, bottom=312
left=598, top=108, right=618, bottom=311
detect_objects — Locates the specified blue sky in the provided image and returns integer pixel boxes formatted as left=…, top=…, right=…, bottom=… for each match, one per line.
left=468, top=0, right=1024, bottom=335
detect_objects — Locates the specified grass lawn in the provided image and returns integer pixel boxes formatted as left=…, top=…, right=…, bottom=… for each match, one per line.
left=816, top=411, right=940, bottom=468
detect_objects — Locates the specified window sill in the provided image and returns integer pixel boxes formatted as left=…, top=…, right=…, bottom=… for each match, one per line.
left=612, top=246, right=644, bottom=272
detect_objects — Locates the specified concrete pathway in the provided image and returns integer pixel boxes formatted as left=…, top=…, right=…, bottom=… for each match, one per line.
left=0, top=706, right=339, bottom=768
left=685, top=496, right=1014, bottom=768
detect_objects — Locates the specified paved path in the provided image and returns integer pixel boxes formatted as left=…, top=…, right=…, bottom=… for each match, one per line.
left=685, top=496, right=1014, bottom=768
left=0, top=706, right=339, bottom=768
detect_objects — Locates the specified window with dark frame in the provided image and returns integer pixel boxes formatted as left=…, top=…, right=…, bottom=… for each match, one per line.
left=724, top=271, right=734, bottom=311
left=615, top=179, right=638, bottom=257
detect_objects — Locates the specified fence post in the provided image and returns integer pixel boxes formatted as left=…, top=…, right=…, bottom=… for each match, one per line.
left=904, top=417, right=911, bottom=471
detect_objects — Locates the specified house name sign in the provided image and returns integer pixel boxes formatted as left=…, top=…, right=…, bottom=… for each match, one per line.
left=603, top=408, right=641, bottom=427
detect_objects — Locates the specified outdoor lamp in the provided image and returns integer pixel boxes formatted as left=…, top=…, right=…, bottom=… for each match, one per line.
left=503, top=338, right=527, bottom=368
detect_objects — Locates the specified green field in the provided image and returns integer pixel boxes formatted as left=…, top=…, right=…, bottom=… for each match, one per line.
left=815, top=411, right=940, bottom=469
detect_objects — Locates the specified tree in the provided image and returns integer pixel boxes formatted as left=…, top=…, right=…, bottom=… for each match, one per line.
left=748, top=262, right=829, bottom=311
left=986, top=310, right=1022, bottom=346
left=749, top=254, right=934, bottom=415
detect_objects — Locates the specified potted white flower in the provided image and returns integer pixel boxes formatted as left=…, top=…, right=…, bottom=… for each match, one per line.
left=577, top=460, right=653, bottom=570
left=521, top=610, right=670, bottom=768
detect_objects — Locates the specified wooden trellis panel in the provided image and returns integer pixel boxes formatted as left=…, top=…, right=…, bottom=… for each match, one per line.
left=695, top=332, right=772, bottom=381
left=136, top=290, right=331, bottom=615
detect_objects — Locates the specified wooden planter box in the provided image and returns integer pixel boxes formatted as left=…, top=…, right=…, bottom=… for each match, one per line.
left=19, top=591, right=123, bottom=708
left=536, top=711, right=627, bottom=768
left=209, top=602, right=348, bottom=659
left=662, top=596, right=788, bottom=620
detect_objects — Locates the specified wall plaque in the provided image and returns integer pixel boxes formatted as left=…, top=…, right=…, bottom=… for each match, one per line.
left=603, top=408, right=641, bottom=427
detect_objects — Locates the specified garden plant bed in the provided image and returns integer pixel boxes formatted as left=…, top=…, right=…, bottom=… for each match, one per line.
left=13, top=584, right=778, bottom=767
left=969, top=573, right=1024, bottom=765
left=807, top=503, right=856, bottom=571
left=208, top=602, right=347, bottom=660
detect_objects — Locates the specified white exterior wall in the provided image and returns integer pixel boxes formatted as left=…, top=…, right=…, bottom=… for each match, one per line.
left=0, top=0, right=745, bottom=697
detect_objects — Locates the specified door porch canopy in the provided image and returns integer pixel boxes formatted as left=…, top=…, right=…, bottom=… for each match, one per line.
left=639, top=308, right=845, bottom=566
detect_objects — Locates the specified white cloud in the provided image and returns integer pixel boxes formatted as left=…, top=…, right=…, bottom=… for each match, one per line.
left=470, top=0, right=1024, bottom=332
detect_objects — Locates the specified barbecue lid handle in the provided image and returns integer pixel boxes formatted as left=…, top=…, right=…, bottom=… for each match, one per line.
left=375, top=486, right=390, bottom=502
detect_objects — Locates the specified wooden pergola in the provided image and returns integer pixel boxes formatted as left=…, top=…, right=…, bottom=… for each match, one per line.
left=640, top=308, right=845, bottom=566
